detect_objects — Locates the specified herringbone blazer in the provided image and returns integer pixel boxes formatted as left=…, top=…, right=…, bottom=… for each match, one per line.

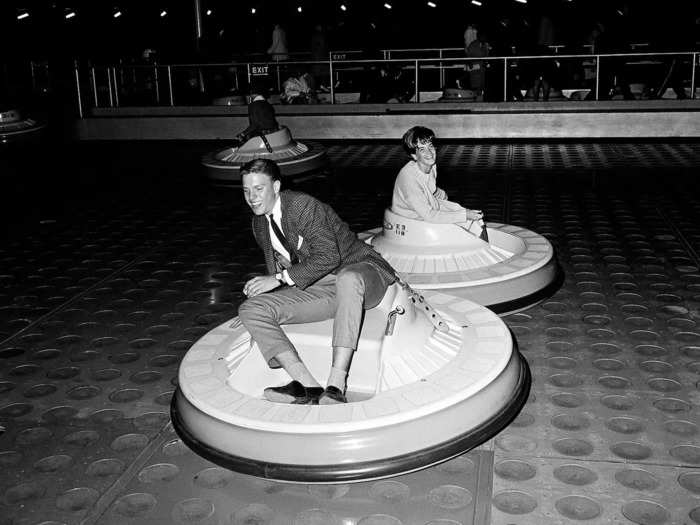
left=251, top=190, right=396, bottom=290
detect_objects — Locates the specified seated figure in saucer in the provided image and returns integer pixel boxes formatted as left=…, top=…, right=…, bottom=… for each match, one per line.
left=234, top=90, right=279, bottom=146
left=392, top=126, right=485, bottom=237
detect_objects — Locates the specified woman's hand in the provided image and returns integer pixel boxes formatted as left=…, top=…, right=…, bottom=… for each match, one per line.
left=243, top=275, right=281, bottom=297
left=466, top=209, right=484, bottom=221
left=433, top=188, right=448, bottom=200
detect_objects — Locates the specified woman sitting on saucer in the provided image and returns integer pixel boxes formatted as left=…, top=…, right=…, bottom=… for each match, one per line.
left=392, top=126, right=484, bottom=232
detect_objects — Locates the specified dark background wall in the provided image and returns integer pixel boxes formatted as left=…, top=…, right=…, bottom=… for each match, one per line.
left=1, top=0, right=698, bottom=64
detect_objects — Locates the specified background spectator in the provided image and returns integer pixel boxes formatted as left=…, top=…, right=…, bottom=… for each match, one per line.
left=267, top=23, right=289, bottom=61
left=466, top=31, right=490, bottom=100
left=524, top=10, right=558, bottom=101
left=282, top=70, right=318, bottom=104
left=464, top=24, right=478, bottom=53
left=310, top=24, right=329, bottom=90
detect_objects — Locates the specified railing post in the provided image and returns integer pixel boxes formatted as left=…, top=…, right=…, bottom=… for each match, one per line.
left=30, top=60, right=36, bottom=91
left=73, top=60, right=83, bottom=118
left=154, top=65, right=161, bottom=104
left=692, top=52, right=697, bottom=100
left=107, top=67, right=114, bottom=107
left=329, top=58, right=335, bottom=105
left=167, top=65, right=174, bottom=106
left=414, top=60, right=419, bottom=103
left=112, top=67, right=120, bottom=107
left=595, top=55, right=600, bottom=101
left=439, top=49, right=444, bottom=89
left=503, top=57, right=508, bottom=102
left=276, top=64, right=281, bottom=92
left=90, top=67, right=98, bottom=108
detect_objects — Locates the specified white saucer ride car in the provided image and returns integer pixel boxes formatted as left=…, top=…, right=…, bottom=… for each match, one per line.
left=0, top=107, right=46, bottom=143
left=362, top=209, right=560, bottom=314
left=172, top=279, right=530, bottom=483
left=201, top=126, right=326, bottom=182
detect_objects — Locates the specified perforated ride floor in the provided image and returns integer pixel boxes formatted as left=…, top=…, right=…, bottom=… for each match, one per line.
left=326, top=142, right=700, bottom=171
left=1, top=140, right=700, bottom=524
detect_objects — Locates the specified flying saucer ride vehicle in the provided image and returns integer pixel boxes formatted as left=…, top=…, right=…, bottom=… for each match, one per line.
left=361, top=209, right=560, bottom=315
left=201, top=126, right=326, bottom=183
left=0, top=107, right=46, bottom=144
left=172, top=280, right=530, bottom=483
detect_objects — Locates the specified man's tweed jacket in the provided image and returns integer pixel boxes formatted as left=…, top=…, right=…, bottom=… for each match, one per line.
left=251, top=190, right=396, bottom=290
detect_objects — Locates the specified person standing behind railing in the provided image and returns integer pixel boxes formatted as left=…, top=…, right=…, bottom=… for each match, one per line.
left=267, top=23, right=289, bottom=61
left=529, top=13, right=556, bottom=101
left=310, top=24, right=329, bottom=91
left=599, top=4, right=635, bottom=100
left=466, top=31, right=491, bottom=101
left=581, top=24, right=604, bottom=100
left=464, top=24, right=478, bottom=54
left=491, top=18, right=524, bottom=102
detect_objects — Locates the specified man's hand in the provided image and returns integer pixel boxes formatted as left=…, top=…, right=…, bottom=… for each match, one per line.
left=243, top=275, right=281, bottom=297
left=466, top=209, right=484, bottom=221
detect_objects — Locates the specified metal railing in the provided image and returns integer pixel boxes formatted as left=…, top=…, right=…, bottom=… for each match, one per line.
left=73, top=50, right=698, bottom=114
left=379, top=43, right=657, bottom=58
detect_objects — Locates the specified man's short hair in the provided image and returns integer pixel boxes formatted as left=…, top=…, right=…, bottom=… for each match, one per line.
left=240, top=159, right=281, bottom=182
left=402, top=126, right=436, bottom=155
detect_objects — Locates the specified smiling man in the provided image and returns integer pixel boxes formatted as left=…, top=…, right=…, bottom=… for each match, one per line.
left=238, top=159, right=396, bottom=405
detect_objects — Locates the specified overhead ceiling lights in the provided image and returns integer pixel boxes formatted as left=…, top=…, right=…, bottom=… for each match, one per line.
left=64, top=9, right=76, bottom=19
left=160, top=9, right=167, bottom=17
left=113, top=9, right=122, bottom=18
left=206, top=9, right=212, bottom=15
left=471, top=0, right=482, bottom=5
left=17, top=11, right=29, bottom=20
left=251, top=7, right=256, bottom=14
left=384, top=3, right=392, bottom=9
left=427, top=1, right=436, bottom=7
left=514, top=0, right=527, bottom=3
left=340, top=4, right=347, bottom=11
left=297, top=6, right=302, bottom=12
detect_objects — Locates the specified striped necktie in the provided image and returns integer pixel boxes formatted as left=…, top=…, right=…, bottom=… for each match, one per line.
left=269, top=214, right=299, bottom=265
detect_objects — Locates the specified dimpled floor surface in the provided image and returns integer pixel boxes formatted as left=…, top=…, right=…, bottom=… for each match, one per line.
left=2, top=140, right=700, bottom=525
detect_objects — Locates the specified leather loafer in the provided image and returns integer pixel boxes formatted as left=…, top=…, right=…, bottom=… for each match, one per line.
left=264, top=381, right=324, bottom=405
left=318, top=385, right=347, bottom=405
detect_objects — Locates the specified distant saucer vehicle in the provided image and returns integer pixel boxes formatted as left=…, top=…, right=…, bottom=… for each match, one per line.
left=438, top=88, right=477, bottom=102
left=201, top=126, right=326, bottom=182
left=212, top=94, right=247, bottom=106
left=172, top=281, right=530, bottom=483
left=0, top=108, right=46, bottom=143
left=362, top=209, right=559, bottom=315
